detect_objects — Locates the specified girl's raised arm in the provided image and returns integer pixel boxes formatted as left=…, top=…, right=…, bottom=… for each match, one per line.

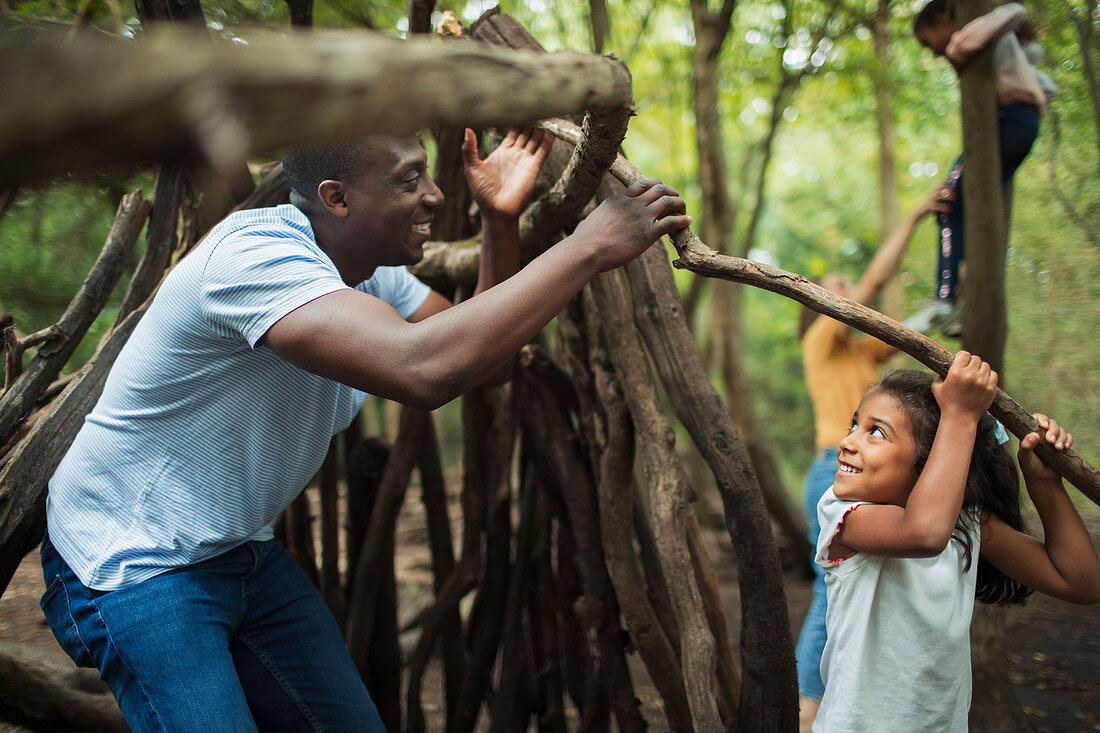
left=980, top=416, right=1100, bottom=605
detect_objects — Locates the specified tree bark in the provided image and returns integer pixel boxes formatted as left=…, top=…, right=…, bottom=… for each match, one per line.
left=528, top=495, right=568, bottom=733
left=0, top=641, right=127, bottom=732
left=659, top=228, right=1100, bottom=504
left=117, top=166, right=184, bottom=324
left=284, top=0, right=313, bottom=28
left=957, top=6, right=1007, bottom=373
left=1, top=30, right=633, bottom=188
left=581, top=295, right=694, bottom=732
left=133, top=0, right=204, bottom=26
left=587, top=274, right=724, bottom=731
left=685, top=510, right=741, bottom=722
left=0, top=299, right=147, bottom=593
left=416, top=414, right=464, bottom=715
left=447, top=384, right=516, bottom=733
left=588, top=0, right=609, bottom=53
left=408, top=0, right=435, bottom=35
left=518, top=349, right=645, bottom=733
left=955, top=0, right=1026, bottom=727
left=344, top=406, right=426, bottom=672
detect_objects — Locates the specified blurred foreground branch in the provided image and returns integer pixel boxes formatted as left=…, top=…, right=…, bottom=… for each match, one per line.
left=0, top=28, right=632, bottom=186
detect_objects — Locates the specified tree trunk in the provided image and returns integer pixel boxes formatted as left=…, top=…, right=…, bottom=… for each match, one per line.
left=872, top=0, right=903, bottom=320
left=688, top=0, right=812, bottom=569
left=588, top=0, right=610, bottom=53
left=955, top=0, right=1025, bottom=727
left=285, top=0, right=313, bottom=28
left=957, top=3, right=1007, bottom=372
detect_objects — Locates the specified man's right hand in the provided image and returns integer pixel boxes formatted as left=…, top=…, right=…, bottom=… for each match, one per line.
left=569, top=178, right=691, bottom=272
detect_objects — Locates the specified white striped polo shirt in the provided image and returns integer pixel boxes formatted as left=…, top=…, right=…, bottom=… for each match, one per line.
left=47, top=204, right=430, bottom=590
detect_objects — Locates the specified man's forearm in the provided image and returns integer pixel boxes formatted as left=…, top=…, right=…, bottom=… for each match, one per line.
left=474, top=214, right=521, bottom=296
left=472, top=213, right=523, bottom=385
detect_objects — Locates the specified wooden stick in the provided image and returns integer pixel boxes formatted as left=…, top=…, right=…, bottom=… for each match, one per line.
left=344, top=406, right=425, bottom=671
left=517, top=349, right=645, bottom=732
left=582, top=296, right=693, bottom=731
left=415, top=414, right=464, bottom=715
left=0, top=192, right=150, bottom=449
left=1, top=29, right=633, bottom=187
left=587, top=272, right=723, bottom=731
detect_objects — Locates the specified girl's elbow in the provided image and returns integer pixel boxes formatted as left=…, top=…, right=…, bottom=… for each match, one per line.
left=1050, top=573, right=1100, bottom=605
left=909, top=527, right=953, bottom=557
left=1071, top=580, right=1100, bottom=606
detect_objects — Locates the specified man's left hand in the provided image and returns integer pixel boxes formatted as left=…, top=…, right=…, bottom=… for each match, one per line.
left=462, top=126, right=554, bottom=220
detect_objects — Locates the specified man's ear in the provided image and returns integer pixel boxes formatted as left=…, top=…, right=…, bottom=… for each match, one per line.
left=317, top=180, right=350, bottom=217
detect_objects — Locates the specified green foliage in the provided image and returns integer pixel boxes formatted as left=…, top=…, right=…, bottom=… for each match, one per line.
left=0, top=180, right=150, bottom=372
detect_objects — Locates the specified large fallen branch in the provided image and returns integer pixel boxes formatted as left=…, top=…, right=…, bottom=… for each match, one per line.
left=0, top=640, right=126, bottom=732
left=536, top=119, right=1100, bottom=509
left=1, top=29, right=632, bottom=187
left=671, top=240, right=1100, bottom=507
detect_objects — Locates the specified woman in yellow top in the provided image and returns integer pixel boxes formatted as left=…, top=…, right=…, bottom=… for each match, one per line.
left=796, top=190, right=944, bottom=732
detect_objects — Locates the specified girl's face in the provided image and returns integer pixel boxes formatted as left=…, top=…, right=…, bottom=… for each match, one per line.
left=834, top=391, right=919, bottom=506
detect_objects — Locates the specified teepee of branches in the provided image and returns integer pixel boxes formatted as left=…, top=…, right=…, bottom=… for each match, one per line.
left=1, top=9, right=1097, bottom=733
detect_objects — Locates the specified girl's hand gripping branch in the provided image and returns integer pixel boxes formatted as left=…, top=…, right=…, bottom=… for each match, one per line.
left=930, top=350, right=999, bottom=423
left=833, top=352, right=997, bottom=559
left=1018, top=414, right=1071, bottom=485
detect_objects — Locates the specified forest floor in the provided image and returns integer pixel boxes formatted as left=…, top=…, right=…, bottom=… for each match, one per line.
left=0, top=499, right=1097, bottom=732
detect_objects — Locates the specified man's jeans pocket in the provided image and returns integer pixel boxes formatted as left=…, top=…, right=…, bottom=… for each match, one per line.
left=40, top=573, right=95, bottom=668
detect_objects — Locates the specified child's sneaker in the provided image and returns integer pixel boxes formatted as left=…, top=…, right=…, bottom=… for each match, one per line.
left=904, top=299, right=961, bottom=335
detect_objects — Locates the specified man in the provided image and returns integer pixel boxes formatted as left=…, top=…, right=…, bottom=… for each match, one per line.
left=40, top=126, right=690, bottom=731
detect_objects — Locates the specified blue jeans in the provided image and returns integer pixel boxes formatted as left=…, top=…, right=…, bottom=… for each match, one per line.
left=935, top=103, right=1041, bottom=301
left=40, top=534, right=384, bottom=732
left=794, top=446, right=836, bottom=701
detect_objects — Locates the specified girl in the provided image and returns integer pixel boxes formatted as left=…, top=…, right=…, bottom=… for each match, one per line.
left=812, top=351, right=1100, bottom=732
left=795, top=190, right=944, bottom=733
left=907, top=1, right=1054, bottom=336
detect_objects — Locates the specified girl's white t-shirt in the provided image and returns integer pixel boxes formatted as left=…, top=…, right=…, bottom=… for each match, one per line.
left=812, top=488, right=979, bottom=733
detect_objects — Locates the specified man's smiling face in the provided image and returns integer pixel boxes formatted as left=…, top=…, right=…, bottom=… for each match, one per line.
left=341, top=135, right=443, bottom=269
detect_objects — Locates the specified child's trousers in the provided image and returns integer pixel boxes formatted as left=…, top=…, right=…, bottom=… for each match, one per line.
left=936, top=102, right=1041, bottom=301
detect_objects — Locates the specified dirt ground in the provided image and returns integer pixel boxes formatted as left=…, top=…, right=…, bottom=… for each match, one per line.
left=1, top=501, right=1097, bottom=732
